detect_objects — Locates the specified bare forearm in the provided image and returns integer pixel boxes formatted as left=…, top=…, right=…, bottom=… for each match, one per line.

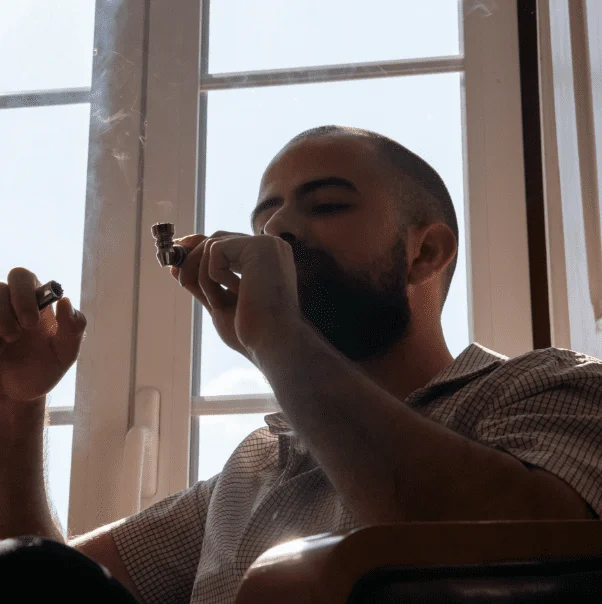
left=252, top=320, right=580, bottom=524
left=0, top=396, right=64, bottom=542
left=252, top=320, right=417, bottom=523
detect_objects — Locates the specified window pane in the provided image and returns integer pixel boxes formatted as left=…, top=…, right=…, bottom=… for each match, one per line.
left=45, top=425, right=74, bottom=534
left=197, top=413, right=268, bottom=480
left=198, top=74, right=469, bottom=398
left=208, top=0, right=460, bottom=74
left=0, top=1, right=96, bottom=94
left=0, top=104, right=90, bottom=407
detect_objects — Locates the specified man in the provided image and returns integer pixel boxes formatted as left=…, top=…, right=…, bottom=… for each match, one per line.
left=0, top=126, right=600, bottom=604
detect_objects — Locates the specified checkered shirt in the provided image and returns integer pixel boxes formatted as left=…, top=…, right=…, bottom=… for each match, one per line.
left=111, top=342, right=602, bottom=603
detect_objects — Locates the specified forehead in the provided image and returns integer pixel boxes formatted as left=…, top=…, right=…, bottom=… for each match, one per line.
left=259, top=135, right=389, bottom=194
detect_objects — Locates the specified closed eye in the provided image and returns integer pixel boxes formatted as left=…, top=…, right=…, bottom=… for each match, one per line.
left=314, top=204, right=351, bottom=213
left=258, top=204, right=351, bottom=234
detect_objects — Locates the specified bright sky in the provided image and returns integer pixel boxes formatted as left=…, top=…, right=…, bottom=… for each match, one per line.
left=0, top=0, right=464, bottom=533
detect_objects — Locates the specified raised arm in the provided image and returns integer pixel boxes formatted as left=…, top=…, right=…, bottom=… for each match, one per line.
left=0, top=268, right=144, bottom=599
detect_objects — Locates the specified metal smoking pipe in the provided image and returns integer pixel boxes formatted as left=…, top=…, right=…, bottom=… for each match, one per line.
left=150, top=222, right=189, bottom=268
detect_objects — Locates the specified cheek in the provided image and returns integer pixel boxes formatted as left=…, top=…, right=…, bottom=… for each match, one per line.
left=337, top=218, right=399, bottom=268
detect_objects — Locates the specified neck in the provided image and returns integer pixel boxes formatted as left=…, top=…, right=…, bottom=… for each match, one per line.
left=356, top=322, right=454, bottom=403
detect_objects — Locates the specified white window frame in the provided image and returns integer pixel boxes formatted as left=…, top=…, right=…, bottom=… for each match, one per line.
left=538, top=0, right=602, bottom=357
left=2, top=0, right=533, bottom=534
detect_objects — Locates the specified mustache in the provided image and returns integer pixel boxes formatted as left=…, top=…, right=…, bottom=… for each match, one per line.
left=290, top=242, right=317, bottom=266
left=288, top=240, right=341, bottom=275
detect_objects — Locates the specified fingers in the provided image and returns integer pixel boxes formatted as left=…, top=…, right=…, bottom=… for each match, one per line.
left=0, top=283, right=22, bottom=343
left=169, top=234, right=207, bottom=291
left=173, top=239, right=212, bottom=309
left=172, top=231, right=247, bottom=286
left=53, top=297, right=87, bottom=367
left=173, top=230, right=247, bottom=252
left=173, top=231, right=247, bottom=311
left=198, top=239, right=233, bottom=310
left=173, top=233, right=208, bottom=249
left=7, top=267, right=42, bottom=329
left=206, top=240, right=241, bottom=294
left=178, top=238, right=209, bottom=287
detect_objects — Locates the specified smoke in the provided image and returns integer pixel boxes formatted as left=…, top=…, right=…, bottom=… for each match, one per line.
left=465, top=0, right=497, bottom=18
left=83, top=0, right=149, bottom=307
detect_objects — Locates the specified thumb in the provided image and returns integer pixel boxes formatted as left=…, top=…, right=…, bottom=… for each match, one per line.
left=53, top=297, right=87, bottom=367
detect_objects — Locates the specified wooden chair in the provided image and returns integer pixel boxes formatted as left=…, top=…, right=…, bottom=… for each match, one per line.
left=235, top=520, right=602, bottom=603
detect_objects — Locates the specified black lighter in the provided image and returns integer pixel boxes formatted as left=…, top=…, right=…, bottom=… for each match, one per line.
left=35, top=281, right=64, bottom=310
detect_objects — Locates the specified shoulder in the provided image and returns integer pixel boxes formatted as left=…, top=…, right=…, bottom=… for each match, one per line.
left=220, top=425, right=280, bottom=474
left=483, top=346, right=602, bottom=410
left=492, top=346, right=602, bottom=383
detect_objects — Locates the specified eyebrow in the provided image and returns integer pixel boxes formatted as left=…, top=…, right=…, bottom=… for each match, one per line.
left=250, top=177, right=358, bottom=231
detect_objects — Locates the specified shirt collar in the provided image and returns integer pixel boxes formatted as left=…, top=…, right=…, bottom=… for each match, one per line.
left=263, top=342, right=507, bottom=436
left=263, top=409, right=295, bottom=437
left=421, top=342, right=507, bottom=388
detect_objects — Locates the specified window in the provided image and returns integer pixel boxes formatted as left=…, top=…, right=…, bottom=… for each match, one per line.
left=194, top=72, right=469, bottom=480
left=189, top=0, right=532, bottom=484
left=538, top=0, right=602, bottom=359
left=1, top=0, right=533, bottom=534
left=0, top=1, right=95, bottom=533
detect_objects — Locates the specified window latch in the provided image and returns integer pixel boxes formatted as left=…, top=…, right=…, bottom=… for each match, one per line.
left=118, top=387, right=161, bottom=516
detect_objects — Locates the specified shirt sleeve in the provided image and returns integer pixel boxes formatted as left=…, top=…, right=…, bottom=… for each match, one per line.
left=110, top=473, right=220, bottom=604
left=474, top=348, right=602, bottom=519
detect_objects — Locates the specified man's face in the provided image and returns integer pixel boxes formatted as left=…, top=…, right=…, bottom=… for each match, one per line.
left=254, top=135, right=413, bottom=362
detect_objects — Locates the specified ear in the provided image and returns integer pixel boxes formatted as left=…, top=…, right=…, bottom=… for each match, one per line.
left=406, top=222, right=457, bottom=289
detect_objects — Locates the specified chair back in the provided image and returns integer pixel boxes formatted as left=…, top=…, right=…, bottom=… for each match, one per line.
left=235, top=520, right=602, bottom=604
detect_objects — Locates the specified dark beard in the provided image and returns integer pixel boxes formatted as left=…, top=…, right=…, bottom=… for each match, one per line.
left=295, top=241, right=411, bottom=362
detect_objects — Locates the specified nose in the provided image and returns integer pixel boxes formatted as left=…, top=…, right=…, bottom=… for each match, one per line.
left=261, top=208, right=319, bottom=266
left=261, top=203, right=304, bottom=240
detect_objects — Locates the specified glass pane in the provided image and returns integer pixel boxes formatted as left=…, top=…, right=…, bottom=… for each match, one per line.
left=0, top=104, right=90, bottom=407
left=198, top=73, right=469, bottom=398
left=0, top=1, right=96, bottom=94
left=197, top=413, right=268, bottom=480
left=208, top=0, right=460, bottom=74
left=45, top=425, right=74, bottom=534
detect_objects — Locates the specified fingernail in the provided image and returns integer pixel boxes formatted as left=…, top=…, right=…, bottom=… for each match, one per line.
left=69, top=300, right=76, bottom=316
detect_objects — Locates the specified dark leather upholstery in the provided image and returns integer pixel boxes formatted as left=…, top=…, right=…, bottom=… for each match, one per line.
left=0, top=536, right=140, bottom=603
left=348, top=556, right=602, bottom=603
